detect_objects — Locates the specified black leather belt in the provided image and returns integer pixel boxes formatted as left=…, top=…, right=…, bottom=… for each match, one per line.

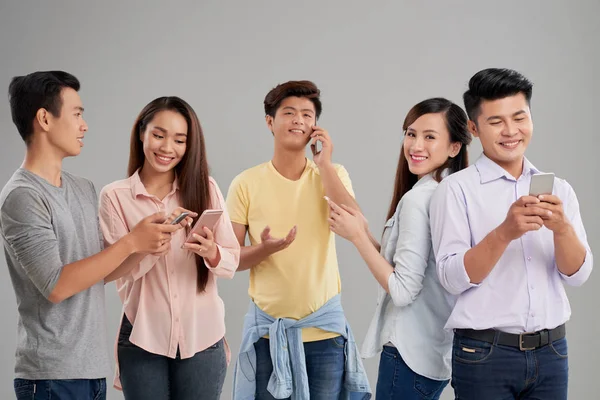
left=455, top=324, right=566, bottom=351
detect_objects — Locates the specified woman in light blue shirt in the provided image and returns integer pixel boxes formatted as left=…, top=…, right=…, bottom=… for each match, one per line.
left=327, top=98, right=471, bottom=399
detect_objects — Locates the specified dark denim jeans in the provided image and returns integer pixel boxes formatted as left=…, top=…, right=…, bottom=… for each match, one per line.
left=117, top=315, right=227, bottom=400
left=451, top=333, right=569, bottom=399
left=376, top=345, right=448, bottom=400
left=254, top=336, right=346, bottom=400
left=14, top=378, right=106, bottom=400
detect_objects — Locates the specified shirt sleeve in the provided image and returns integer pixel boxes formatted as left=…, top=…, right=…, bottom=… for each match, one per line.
left=387, top=192, right=431, bottom=307
left=0, top=188, right=63, bottom=298
left=430, top=179, right=479, bottom=295
left=204, top=178, right=240, bottom=278
left=556, top=182, right=593, bottom=286
left=98, top=187, right=160, bottom=282
left=225, top=174, right=250, bottom=226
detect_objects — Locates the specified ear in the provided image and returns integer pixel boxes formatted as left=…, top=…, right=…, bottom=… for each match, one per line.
left=265, top=115, right=274, bottom=135
left=449, top=142, right=462, bottom=158
left=35, top=108, right=50, bottom=133
left=468, top=120, right=479, bottom=138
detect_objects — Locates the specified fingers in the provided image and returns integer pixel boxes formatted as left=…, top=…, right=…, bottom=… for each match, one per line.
left=285, top=226, right=297, bottom=243
left=203, top=226, right=214, bottom=240
left=516, top=196, right=540, bottom=207
left=261, top=226, right=271, bottom=238
left=182, top=242, right=207, bottom=254
left=522, top=206, right=552, bottom=218
left=340, top=204, right=357, bottom=216
left=158, top=223, right=182, bottom=233
left=538, top=194, right=561, bottom=205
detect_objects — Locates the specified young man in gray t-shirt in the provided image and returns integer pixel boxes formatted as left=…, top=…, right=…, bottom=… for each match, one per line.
left=0, top=71, right=182, bottom=400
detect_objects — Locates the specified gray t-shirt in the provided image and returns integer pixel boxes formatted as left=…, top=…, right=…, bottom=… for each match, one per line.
left=0, top=168, right=111, bottom=380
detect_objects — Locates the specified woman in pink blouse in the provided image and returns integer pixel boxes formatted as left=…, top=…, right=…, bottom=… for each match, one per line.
left=98, top=96, right=240, bottom=400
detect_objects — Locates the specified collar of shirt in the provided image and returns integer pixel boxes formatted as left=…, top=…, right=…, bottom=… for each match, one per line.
left=475, top=153, right=540, bottom=184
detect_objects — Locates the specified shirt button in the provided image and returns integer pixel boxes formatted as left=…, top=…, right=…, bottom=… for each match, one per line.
left=174, top=294, right=178, bottom=299
left=527, top=256, right=532, bottom=261
left=175, top=317, right=179, bottom=322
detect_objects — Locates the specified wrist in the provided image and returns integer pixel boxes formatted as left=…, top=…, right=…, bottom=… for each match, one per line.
left=493, top=226, right=511, bottom=245
left=259, top=242, right=274, bottom=256
left=122, top=233, right=138, bottom=255
left=554, top=222, right=574, bottom=238
left=316, top=160, right=334, bottom=170
left=353, top=229, right=371, bottom=247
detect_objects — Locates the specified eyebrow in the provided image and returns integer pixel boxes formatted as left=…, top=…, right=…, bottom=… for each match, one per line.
left=153, top=126, right=187, bottom=136
left=282, top=106, right=315, bottom=114
left=407, top=128, right=439, bottom=134
left=74, top=106, right=84, bottom=112
left=486, top=110, right=527, bottom=121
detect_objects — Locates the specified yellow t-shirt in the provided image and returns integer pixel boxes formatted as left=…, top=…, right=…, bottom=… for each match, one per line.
left=226, top=159, right=354, bottom=342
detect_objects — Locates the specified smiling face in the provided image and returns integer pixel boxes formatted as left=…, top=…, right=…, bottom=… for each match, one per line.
left=266, top=96, right=316, bottom=152
left=45, top=87, right=88, bottom=157
left=140, top=109, right=188, bottom=175
left=470, top=93, right=533, bottom=175
left=403, top=112, right=461, bottom=178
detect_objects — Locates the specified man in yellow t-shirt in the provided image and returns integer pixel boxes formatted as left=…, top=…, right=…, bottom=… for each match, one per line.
left=227, top=80, right=361, bottom=399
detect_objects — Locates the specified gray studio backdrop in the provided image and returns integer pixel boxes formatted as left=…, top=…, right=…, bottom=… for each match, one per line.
left=0, top=1, right=598, bottom=399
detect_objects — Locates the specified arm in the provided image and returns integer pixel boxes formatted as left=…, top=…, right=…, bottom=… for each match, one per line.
left=329, top=195, right=430, bottom=307
left=319, top=163, right=359, bottom=210
left=536, top=190, right=592, bottom=284
left=233, top=223, right=267, bottom=271
left=99, top=189, right=160, bottom=283
left=429, top=181, right=479, bottom=295
left=1, top=189, right=172, bottom=303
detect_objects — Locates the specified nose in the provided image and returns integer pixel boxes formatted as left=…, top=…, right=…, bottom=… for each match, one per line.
left=81, top=118, right=88, bottom=132
left=159, top=139, right=174, bottom=154
left=504, top=120, right=519, bottom=137
left=412, top=135, right=425, bottom=150
left=292, top=114, right=304, bottom=125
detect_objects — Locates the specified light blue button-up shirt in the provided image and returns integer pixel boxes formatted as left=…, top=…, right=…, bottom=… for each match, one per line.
left=430, top=154, right=593, bottom=333
left=362, top=173, right=456, bottom=381
left=232, top=294, right=371, bottom=400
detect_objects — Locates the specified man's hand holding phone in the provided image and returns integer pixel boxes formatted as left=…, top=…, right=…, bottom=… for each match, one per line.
left=310, top=126, right=333, bottom=167
left=129, top=212, right=183, bottom=256
left=496, top=196, right=551, bottom=242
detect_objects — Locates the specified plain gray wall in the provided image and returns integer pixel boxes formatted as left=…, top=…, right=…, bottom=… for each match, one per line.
left=0, top=1, right=598, bottom=398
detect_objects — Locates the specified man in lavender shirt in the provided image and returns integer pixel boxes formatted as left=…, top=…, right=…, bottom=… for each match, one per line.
left=430, top=68, right=593, bottom=400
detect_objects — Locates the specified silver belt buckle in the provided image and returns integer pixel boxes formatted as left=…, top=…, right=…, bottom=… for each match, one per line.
left=519, top=332, right=536, bottom=351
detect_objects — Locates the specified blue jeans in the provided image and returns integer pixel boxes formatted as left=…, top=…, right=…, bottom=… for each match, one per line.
left=451, top=333, right=569, bottom=399
left=14, top=378, right=106, bottom=400
left=118, top=338, right=227, bottom=400
left=376, top=346, right=448, bottom=399
left=254, top=336, right=345, bottom=400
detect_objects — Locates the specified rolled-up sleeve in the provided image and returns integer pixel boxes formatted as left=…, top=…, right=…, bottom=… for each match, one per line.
left=558, top=183, right=593, bottom=286
left=430, top=180, right=479, bottom=295
left=388, top=194, right=431, bottom=307
left=98, top=187, right=159, bottom=281
left=204, top=178, right=240, bottom=278
left=0, top=188, right=63, bottom=299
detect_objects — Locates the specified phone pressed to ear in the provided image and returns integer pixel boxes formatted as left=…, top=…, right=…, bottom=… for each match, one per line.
left=529, top=173, right=555, bottom=196
left=170, top=212, right=190, bottom=225
left=184, top=209, right=224, bottom=242
left=310, top=126, right=322, bottom=156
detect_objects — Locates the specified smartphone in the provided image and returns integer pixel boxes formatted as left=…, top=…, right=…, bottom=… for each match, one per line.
left=184, top=209, right=224, bottom=242
left=170, top=211, right=190, bottom=225
left=529, top=173, right=555, bottom=196
left=310, top=126, right=322, bottom=155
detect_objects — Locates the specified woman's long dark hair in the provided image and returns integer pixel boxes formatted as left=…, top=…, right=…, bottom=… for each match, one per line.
left=385, top=98, right=471, bottom=221
left=128, top=96, right=211, bottom=292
